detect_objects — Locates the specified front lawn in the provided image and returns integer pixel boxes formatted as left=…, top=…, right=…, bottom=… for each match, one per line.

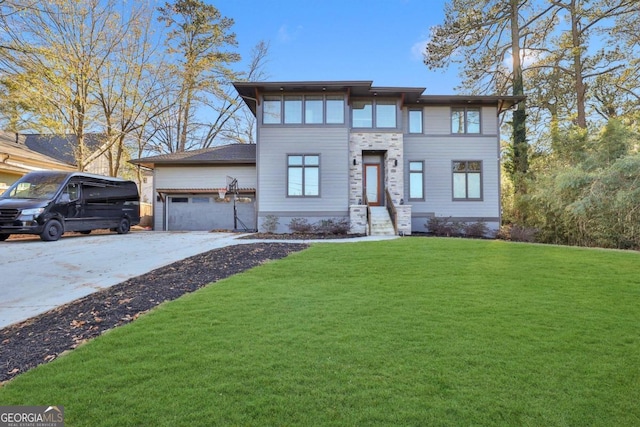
left=1, top=238, right=639, bottom=426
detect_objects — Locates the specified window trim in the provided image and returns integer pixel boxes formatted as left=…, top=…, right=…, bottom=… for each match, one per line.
left=351, top=99, right=373, bottom=128
left=375, top=100, right=397, bottom=129
left=283, top=96, right=302, bottom=124
left=262, top=95, right=345, bottom=125
left=351, top=98, right=399, bottom=129
left=287, top=154, right=320, bottom=198
left=408, top=160, right=425, bottom=201
left=263, top=96, right=282, bottom=124
left=451, top=107, right=481, bottom=134
left=304, top=96, right=324, bottom=124
left=408, top=109, right=423, bottom=134
left=452, top=160, right=483, bottom=201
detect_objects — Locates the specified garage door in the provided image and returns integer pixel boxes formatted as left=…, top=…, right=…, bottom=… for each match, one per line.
left=167, top=194, right=255, bottom=231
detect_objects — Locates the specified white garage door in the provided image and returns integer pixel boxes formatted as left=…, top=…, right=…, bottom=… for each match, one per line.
left=167, top=194, right=255, bottom=231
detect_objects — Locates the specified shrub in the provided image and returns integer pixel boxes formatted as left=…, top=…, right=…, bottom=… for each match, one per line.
left=313, top=218, right=350, bottom=235
left=288, top=218, right=313, bottom=234
left=426, top=217, right=463, bottom=237
left=464, top=221, right=489, bottom=238
left=497, top=224, right=537, bottom=242
left=262, top=215, right=279, bottom=234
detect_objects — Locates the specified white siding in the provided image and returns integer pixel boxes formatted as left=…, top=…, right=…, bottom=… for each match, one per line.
left=423, top=106, right=451, bottom=135
left=481, top=106, right=498, bottom=135
left=258, top=127, right=350, bottom=215
left=153, top=165, right=256, bottom=230
left=404, top=133, right=500, bottom=227
left=422, top=105, right=498, bottom=136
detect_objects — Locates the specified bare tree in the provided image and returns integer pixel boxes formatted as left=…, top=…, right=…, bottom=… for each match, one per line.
left=0, top=0, right=126, bottom=170
left=92, top=2, right=171, bottom=176
left=200, top=40, right=269, bottom=147
left=156, top=0, right=240, bottom=153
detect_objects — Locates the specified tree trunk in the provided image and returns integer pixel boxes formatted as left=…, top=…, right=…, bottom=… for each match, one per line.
left=569, top=0, right=587, bottom=129
left=510, top=0, right=528, bottom=186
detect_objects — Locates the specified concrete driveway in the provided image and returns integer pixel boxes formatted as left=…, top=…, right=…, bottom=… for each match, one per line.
left=0, top=231, right=250, bottom=329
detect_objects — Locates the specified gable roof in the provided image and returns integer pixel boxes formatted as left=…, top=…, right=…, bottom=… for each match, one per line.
left=23, top=133, right=105, bottom=166
left=130, top=144, right=256, bottom=169
left=0, top=131, right=76, bottom=174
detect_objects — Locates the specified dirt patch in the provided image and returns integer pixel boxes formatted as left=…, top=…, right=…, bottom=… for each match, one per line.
left=0, top=242, right=308, bottom=384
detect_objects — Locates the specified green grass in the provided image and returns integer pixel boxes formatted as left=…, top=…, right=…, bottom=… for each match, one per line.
left=1, top=238, right=639, bottom=426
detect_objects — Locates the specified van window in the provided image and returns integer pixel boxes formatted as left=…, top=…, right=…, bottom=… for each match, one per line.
left=62, top=183, right=80, bottom=202
left=3, top=172, right=67, bottom=199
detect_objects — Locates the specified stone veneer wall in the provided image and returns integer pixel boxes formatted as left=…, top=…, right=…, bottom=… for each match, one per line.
left=348, top=132, right=411, bottom=235
left=395, top=205, right=412, bottom=235
left=349, top=132, right=404, bottom=204
left=349, top=205, right=368, bottom=234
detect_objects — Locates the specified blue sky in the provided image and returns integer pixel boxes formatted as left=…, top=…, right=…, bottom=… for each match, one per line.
left=216, top=0, right=459, bottom=93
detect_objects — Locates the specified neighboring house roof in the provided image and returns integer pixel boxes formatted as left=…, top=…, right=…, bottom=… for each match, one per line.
left=130, top=144, right=256, bottom=169
left=232, top=80, right=526, bottom=116
left=0, top=131, right=76, bottom=175
left=23, top=133, right=105, bottom=166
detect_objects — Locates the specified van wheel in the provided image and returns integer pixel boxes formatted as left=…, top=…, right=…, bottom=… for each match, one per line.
left=116, top=218, right=130, bottom=234
left=0, top=234, right=9, bottom=241
left=40, top=219, right=63, bottom=241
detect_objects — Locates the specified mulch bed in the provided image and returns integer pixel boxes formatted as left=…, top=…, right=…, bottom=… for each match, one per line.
left=0, top=242, right=308, bottom=384
left=240, top=232, right=366, bottom=240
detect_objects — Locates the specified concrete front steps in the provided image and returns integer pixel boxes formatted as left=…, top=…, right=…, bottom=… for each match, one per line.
left=369, top=206, right=396, bottom=236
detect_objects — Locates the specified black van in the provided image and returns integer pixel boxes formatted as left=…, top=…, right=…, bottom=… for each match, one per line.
left=0, top=171, right=140, bottom=241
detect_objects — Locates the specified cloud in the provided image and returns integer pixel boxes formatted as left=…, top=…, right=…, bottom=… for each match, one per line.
left=411, top=39, right=428, bottom=61
left=278, top=24, right=303, bottom=43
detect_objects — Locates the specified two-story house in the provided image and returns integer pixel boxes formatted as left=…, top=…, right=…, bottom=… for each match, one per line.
left=232, top=80, right=522, bottom=235
left=133, top=80, right=521, bottom=235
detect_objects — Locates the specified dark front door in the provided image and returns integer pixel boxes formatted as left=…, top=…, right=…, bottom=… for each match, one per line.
left=364, top=164, right=381, bottom=206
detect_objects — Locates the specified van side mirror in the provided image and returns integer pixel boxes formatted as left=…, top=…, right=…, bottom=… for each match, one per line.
left=59, top=193, right=71, bottom=203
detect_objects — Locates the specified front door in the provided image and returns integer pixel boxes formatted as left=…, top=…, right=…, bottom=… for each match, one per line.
left=364, top=164, right=381, bottom=206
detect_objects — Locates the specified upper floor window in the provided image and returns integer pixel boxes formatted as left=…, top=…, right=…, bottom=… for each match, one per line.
left=351, top=99, right=397, bottom=129
left=451, top=107, right=480, bottom=134
left=326, top=96, right=344, bottom=124
left=352, top=100, right=373, bottom=128
left=409, top=109, right=423, bottom=134
left=305, top=96, right=323, bottom=124
left=376, top=101, right=396, bottom=128
left=453, top=160, right=482, bottom=200
left=284, top=96, right=302, bottom=124
left=288, top=154, right=319, bottom=197
left=262, top=95, right=344, bottom=125
left=263, top=96, right=282, bottom=124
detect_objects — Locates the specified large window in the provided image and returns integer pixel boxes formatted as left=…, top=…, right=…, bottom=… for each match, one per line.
left=263, top=96, right=282, bottom=124
left=284, top=96, right=302, bottom=124
left=288, top=155, right=319, bottom=197
left=351, top=100, right=373, bottom=128
left=376, top=101, right=397, bottom=128
left=326, top=96, right=344, bottom=124
left=409, top=109, right=423, bottom=133
left=304, top=96, right=323, bottom=124
left=409, top=161, right=424, bottom=200
left=262, top=95, right=344, bottom=125
left=451, top=108, right=481, bottom=134
left=351, top=99, right=398, bottom=129
left=452, top=161, right=482, bottom=200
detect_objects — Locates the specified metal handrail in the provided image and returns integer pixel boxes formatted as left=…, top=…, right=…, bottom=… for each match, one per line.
left=363, top=194, right=371, bottom=235
left=385, top=188, right=398, bottom=234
